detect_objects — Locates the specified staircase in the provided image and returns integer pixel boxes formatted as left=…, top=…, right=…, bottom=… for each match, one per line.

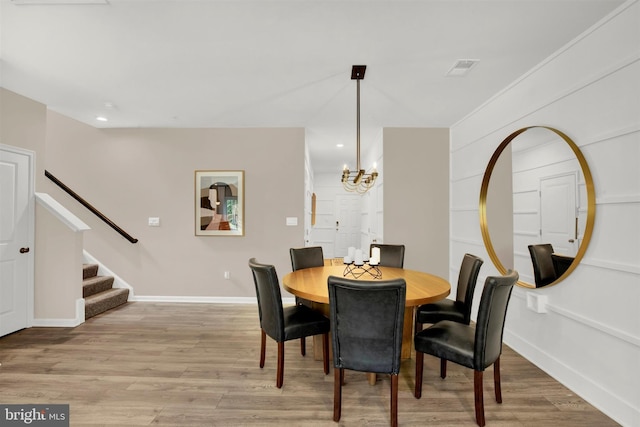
left=83, top=264, right=129, bottom=319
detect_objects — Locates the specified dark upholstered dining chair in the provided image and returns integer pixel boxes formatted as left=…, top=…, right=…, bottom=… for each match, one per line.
left=528, top=243, right=556, bottom=287
left=414, top=253, right=484, bottom=378
left=328, top=276, right=406, bottom=427
left=290, top=246, right=324, bottom=271
left=370, top=243, right=405, bottom=268
left=289, top=246, right=325, bottom=355
left=414, top=270, right=519, bottom=427
left=248, top=258, right=330, bottom=388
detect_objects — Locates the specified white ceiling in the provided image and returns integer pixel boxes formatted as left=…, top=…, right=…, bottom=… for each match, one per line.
left=0, top=0, right=624, bottom=173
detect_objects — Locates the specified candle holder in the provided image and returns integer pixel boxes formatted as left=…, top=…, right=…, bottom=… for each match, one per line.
left=343, top=261, right=382, bottom=279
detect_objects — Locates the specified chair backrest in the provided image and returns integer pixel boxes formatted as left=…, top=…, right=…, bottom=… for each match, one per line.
left=248, top=258, right=285, bottom=342
left=455, top=253, right=484, bottom=324
left=328, top=276, right=406, bottom=374
left=370, top=244, right=405, bottom=268
left=290, top=246, right=324, bottom=271
left=473, top=270, right=519, bottom=370
left=528, top=244, right=556, bottom=287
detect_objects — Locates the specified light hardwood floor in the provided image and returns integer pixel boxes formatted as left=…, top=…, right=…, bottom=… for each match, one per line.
left=0, top=303, right=619, bottom=426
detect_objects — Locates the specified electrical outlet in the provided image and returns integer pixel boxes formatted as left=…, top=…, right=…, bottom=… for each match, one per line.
left=526, top=292, right=548, bottom=313
left=224, top=271, right=230, bottom=280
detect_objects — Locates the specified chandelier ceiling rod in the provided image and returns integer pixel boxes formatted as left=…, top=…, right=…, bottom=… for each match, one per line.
left=341, top=65, right=377, bottom=194
left=356, top=72, right=361, bottom=172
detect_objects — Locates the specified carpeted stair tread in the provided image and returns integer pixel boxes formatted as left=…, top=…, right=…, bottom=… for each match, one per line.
left=82, top=262, right=129, bottom=319
left=85, top=288, right=129, bottom=319
left=83, top=263, right=99, bottom=280
left=83, top=275, right=115, bottom=298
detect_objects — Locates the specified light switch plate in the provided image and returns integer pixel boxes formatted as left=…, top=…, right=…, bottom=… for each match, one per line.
left=148, top=217, right=160, bottom=227
left=286, top=217, right=298, bottom=226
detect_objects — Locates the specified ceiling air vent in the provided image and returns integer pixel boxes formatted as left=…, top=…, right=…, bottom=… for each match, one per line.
left=446, top=59, right=479, bottom=77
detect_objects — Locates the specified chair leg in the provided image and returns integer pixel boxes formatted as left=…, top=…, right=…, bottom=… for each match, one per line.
left=300, top=337, right=306, bottom=356
left=390, top=374, right=399, bottom=427
left=322, top=333, right=330, bottom=375
left=440, top=358, right=447, bottom=379
left=414, top=351, right=424, bottom=399
left=259, top=329, right=266, bottom=368
left=333, top=367, right=343, bottom=422
left=494, top=357, right=502, bottom=403
left=474, top=370, right=485, bottom=427
left=414, top=307, right=422, bottom=334
left=276, top=341, right=285, bottom=388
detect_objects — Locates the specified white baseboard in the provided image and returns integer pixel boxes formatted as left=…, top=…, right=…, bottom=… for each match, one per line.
left=130, top=295, right=272, bottom=304
left=504, top=330, right=638, bottom=427
left=32, top=299, right=85, bottom=327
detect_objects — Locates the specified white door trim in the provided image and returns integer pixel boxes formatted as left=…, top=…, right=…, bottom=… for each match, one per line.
left=0, top=144, right=35, bottom=333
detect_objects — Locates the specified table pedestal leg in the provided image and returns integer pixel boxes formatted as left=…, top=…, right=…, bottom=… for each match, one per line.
left=367, top=373, right=377, bottom=385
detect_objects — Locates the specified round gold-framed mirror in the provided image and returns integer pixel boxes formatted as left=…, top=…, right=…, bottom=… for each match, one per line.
left=479, top=126, right=596, bottom=288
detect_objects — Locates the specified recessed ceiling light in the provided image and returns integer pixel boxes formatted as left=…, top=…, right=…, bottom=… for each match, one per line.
left=96, top=116, right=108, bottom=122
left=336, top=144, right=344, bottom=148
left=446, top=59, right=479, bottom=77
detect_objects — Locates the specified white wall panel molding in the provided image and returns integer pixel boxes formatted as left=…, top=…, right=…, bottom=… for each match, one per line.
left=597, top=194, right=640, bottom=205
left=452, top=35, right=639, bottom=153
left=580, top=257, right=640, bottom=275
left=504, top=328, right=638, bottom=427
left=451, top=4, right=640, bottom=424
left=451, top=169, right=484, bottom=184
left=450, top=206, right=479, bottom=213
left=449, top=237, right=485, bottom=247
left=579, top=123, right=640, bottom=147
left=452, top=124, right=639, bottom=187
left=452, top=54, right=638, bottom=155
left=544, top=301, right=640, bottom=348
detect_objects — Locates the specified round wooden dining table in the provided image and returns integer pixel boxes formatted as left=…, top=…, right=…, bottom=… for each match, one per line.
left=282, top=263, right=450, bottom=306
left=282, top=260, right=451, bottom=364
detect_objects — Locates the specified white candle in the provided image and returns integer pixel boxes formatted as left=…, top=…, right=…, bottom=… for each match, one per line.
left=343, top=256, right=352, bottom=264
left=372, top=247, right=381, bottom=261
left=354, top=249, right=363, bottom=265
left=369, top=257, right=378, bottom=266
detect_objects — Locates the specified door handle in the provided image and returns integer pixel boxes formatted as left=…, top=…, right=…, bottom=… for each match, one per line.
left=336, top=220, right=339, bottom=231
left=568, top=239, right=575, bottom=243
left=19, top=247, right=30, bottom=254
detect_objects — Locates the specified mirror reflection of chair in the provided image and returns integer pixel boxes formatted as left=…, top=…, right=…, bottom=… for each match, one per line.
left=414, top=253, right=484, bottom=378
left=551, top=252, right=574, bottom=277
left=370, top=243, right=405, bottom=268
left=528, top=244, right=556, bottom=287
left=289, top=246, right=325, bottom=355
left=414, top=270, right=519, bottom=427
left=248, top=258, right=330, bottom=388
left=328, top=276, right=406, bottom=427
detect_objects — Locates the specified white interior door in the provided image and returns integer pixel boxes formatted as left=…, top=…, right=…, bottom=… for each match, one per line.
left=540, top=173, right=578, bottom=256
left=334, top=195, right=361, bottom=257
left=0, top=145, right=34, bottom=337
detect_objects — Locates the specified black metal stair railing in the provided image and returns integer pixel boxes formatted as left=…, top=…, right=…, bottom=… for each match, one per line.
left=45, top=170, right=138, bottom=244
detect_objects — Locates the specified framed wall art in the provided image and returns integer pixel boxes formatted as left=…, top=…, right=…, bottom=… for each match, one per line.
left=195, top=170, right=244, bottom=236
